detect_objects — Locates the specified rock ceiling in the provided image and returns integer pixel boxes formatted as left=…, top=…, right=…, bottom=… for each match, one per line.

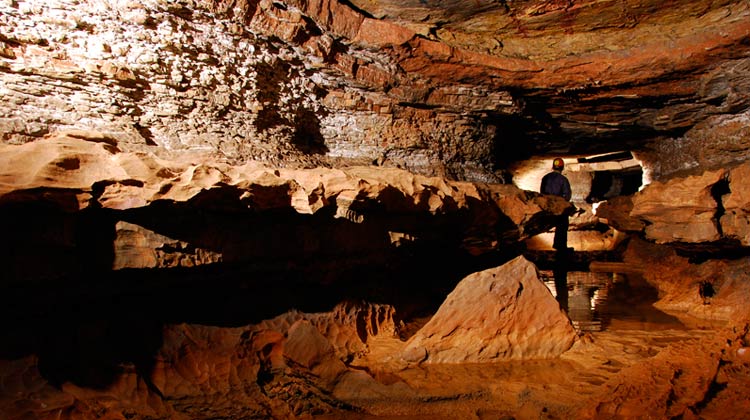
left=1, top=0, right=749, bottom=180
left=336, top=0, right=750, bottom=151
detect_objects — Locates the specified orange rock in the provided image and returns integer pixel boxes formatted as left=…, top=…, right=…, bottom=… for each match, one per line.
left=402, top=256, right=576, bottom=363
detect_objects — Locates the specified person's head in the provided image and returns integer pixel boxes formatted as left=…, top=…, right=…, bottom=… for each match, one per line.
left=552, top=158, right=565, bottom=171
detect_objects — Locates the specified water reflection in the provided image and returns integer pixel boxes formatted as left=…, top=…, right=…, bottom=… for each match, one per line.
left=540, top=270, right=685, bottom=332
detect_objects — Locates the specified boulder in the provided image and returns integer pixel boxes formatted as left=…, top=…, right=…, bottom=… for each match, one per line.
left=402, top=256, right=576, bottom=363
left=594, top=195, right=647, bottom=233
left=630, top=168, right=724, bottom=243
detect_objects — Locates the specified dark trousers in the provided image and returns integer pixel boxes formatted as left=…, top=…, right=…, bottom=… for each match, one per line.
left=553, top=215, right=569, bottom=251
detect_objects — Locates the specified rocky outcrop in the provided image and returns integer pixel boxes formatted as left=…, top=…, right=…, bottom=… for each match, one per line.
left=630, top=169, right=725, bottom=243
left=0, top=130, right=571, bottom=284
left=402, top=256, right=576, bottom=363
left=578, top=322, right=750, bottom=419
left=594, top=161, right=750, bottom=247
left=721, top=162, right=750, bottom=246
left=623, top=238, right=750, bottom=321
left=0, top=301, right=395, bottom=420
left=113, top=221, right=223, bottom=269
left=594, top=195, right=647, bottom=233
left=636, top=110, right=750, bottom=181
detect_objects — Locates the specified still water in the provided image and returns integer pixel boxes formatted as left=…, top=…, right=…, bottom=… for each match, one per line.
left=539, top=270, right=686, bottom=332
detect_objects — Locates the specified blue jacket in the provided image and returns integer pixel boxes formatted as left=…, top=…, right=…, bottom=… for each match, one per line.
left=541, top=170, right=571, bottom=201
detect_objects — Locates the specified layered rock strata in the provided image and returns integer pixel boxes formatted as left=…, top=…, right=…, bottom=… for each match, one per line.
left=0, top=130, right=571, bottom=284
left=0, top=0, right=514, bottom=179
left=1, top=0, right=749, bottom=178
left=596, top=160, right=750, bottom=246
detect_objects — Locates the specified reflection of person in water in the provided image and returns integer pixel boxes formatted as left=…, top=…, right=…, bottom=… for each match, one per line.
left=553, top=267, right=569, bottom=312
left=540, top=158, right=572, bottom=252
left=568, top=282, right=598, bottom=329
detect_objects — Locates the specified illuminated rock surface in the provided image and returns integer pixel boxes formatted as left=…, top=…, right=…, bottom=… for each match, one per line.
left=1, top=0, right=750, bottom=418
left=402, top=256, right=576, bottom=363
left=1, top=0, right=749, bottom=179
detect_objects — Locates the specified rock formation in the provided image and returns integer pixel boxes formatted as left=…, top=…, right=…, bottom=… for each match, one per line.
left=594, top=160, right=750, bottom=247
left=621, top=238, right=750, bottom=322
left=1, top=0, right=749, bottom=179
left=0, top=301, right=396, bottom=420
left=630, top=168, right=725, bottom=244
left=1, top=0, right=750, bottom=418
left=402, top=256, right=576, bottom=363
left=578, top=323, right=750, bottom=419
left=0, top=130, right=570, bottom=287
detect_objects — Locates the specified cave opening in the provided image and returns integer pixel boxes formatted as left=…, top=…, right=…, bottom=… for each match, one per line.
left=710, top=176, right=731, bottom=236
left=586, top=166, right=644, bottom=203
left=577, top=151, right=644, bottom=203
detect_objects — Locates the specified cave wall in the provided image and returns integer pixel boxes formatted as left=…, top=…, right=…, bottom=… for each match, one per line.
left=1, top=1, right=750, bottom=417
left=4, top=0, right=749, bottom=182
left=0, top=0, right=512, bottom=181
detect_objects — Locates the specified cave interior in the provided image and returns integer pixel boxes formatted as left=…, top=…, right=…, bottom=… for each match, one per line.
left=1, top=0, right=750, bottom=419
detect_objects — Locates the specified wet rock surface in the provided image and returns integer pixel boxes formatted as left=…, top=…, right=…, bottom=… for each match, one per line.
left=623, top=238, right=750, bottom=322
left=3, top=252, right=748, bottom=420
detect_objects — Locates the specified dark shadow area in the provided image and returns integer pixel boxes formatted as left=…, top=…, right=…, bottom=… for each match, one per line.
left=586, top=167, right=644, bottom=202
left=488, top=109, right=557, bottom=174
left=552, top=263, right=570, bottom=312
left=292, top=107, right=329, bottom=154
left=0, top=199, right=117, bottom=287
left=486, top=91, right=682, bottom=167
left=134, top=122, right=158, bottom=146
left=0, top=197, right=522, bottom=391
left=252, top=59, right=330, bottom=155
left=710, top=176, right=731, bottom=236
left=292, top=14, right=323, bottom=45
left=672, top=239, right=750, bottom=263
left=254, top=61, right=289, bottom=132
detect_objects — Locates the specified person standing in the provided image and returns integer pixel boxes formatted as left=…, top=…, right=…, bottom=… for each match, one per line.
left=541, top=158, right=572, bottom=252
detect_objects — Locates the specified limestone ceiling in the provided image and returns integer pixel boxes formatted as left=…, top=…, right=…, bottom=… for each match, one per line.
left=1, top=0, right=749, bottom=179
left=303, top=0, right=750, bottom=153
